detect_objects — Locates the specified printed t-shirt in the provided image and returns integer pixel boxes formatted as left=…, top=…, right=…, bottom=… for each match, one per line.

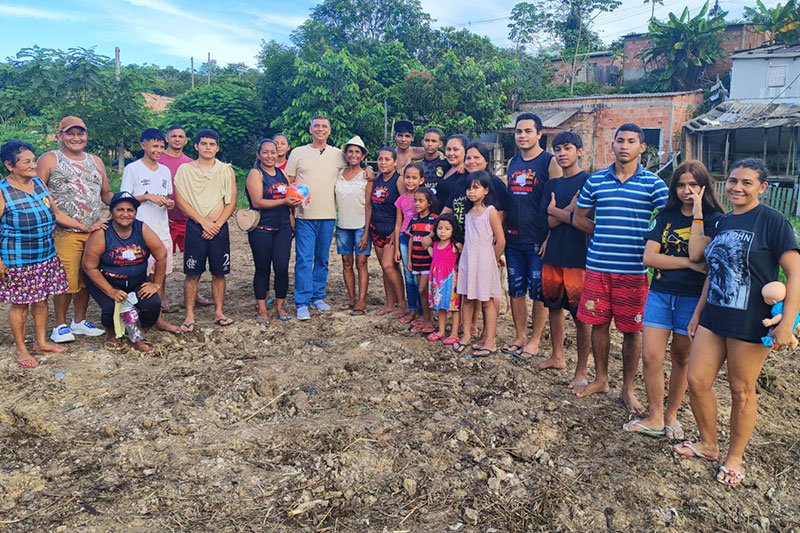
left=434, top=170, right=466, bottom=210
left=159, top=152, right=193, bottom=223
left=506, top=151, right=554, bottom=245
left=285, top=144, right=346, bottom=220
left=47, top=150, right=104, bottom=231
left=700, top=204, right=799, bottom=342
left=406, top=213, right=437, bottom=272
left=246, top=166, right=290, bottom=231
left=446, top=172, right=509, bottom=227
left=576, top=164, right=668, bottom=274
left=174, top=160, right=233, bottom=219
left=370, top=173, right=400, bottom=236
left=540, top=170, right=590, bottom=269
left=419, top=153, right=450, bottom=197
left=645, top=208, right=723, bottom=296
left=121, top=159, right=173, bottom=241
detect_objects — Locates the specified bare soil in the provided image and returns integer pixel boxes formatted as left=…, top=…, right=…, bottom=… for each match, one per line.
left=1, top=225, right=799, bottom=532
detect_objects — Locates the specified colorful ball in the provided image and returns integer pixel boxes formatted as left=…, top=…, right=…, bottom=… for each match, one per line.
left=287, top=182, right=311, bottom=207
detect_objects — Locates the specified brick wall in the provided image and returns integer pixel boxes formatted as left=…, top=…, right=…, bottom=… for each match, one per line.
left=622, top=24, right=768, bottom=83
left=520, top=92, right=704, bottom=171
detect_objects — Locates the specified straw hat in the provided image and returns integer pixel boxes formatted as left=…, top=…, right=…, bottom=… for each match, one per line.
left=341, top=135, right=367, bottom=155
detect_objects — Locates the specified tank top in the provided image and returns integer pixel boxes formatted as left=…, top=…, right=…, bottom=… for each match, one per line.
left=47, top=150, right=104, bottom=230
left=335, top=169, right=368, bottom=230
left=370, top=172, right=400, bottom=236
left=0, top=177, right=57, bottom=267
left=99, top=219, right=150, bottom=283
left=506, top=151, right=554, bottom=244
left=247, top=166, right=290, bottom=231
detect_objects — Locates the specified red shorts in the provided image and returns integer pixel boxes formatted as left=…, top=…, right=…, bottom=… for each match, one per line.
left=576, top=270, right=648, bottom=333
left=371, top=231, right=392, bottom=249
left=542, top=264, right=585, bottom=316
left=169, top=219, right=186, bottom=252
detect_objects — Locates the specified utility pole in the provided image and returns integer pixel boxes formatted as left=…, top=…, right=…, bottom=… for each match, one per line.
left=191, top=56, right=195, bottom=89
left=207, top=52, right=211, bottom=84
left=115, top=47, right=124, bottom=174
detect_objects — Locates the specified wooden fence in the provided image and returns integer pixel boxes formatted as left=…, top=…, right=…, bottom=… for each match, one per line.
left=713, top=181, right=799, bottom=218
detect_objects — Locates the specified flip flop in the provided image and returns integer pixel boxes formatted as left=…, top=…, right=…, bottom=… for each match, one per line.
left=472, top=348, right=497, bottom=358
left=214, top=317, right=234, bottom=327
left=256, top=314, right=270, bottom=327
left=717, top=465, right=746, bottom=488
left=427, top=332, right=445, bottom=342
left=672, top=441, right=719, bottom=462
left=665, top=422, right=685, bottom=441
left=276, top=310, right=292, bottom=321
left=132, top=340, right=154, bottom=353
left=180, top=322, right=194, bottom=333
left=511, top=350, right=537, bottom=361
left=411, top=324, right=436, bottom=334
left=339, top=302, right=354, bottom=311
left=623, top=419, right=666, bottom=438
left=501, top=343, right=523, bottom=355
left=103, top=340, right=125, bottom=352
left=443, top=336, right=459, bottom=345
left=350, top=309, right=366, bottom=316
left=452, top=342, right=468, bottom=354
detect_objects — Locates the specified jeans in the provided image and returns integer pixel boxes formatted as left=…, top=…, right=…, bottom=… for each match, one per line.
left=294, top=218, right=335, bottom=307
left=399, top=233, right=419, bottom=312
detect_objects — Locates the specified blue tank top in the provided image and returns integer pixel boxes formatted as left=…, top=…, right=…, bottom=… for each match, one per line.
left=370, top=172, right=400, bottom=235
left=246, top=166, right=290, bottom=231
left=99, top=219, right=150, bottom=283
left=0, top=177, right=57, bottom=267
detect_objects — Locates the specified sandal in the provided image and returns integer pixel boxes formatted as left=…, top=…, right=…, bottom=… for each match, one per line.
left=411, top=324, right=435, bottom=334
left=452, top=342, right=468, bottom=354
left=472, top=348, right=497, bottom=358
left=672, top=441, right=719, bottom=462
left=399, top=313, right=416, bottom=324
left=256, top=314, right=270, bottom=327
left=214, top=316, right=234, bottom=327
left=180, top=322, right=194, bottom=333
left=443, top=336, right=460, bottom=345
left=103, top=339, right=125, bottom=352
left=427, top=332, right=445, bottom=342
left=622, top=419, right=666, bottom=438
left=131, top=340, right=154, bottom=353
left=350, top=308, right=366, bottom=316
left=664, top=421, right=685, bottom=441
left=501, top=343, right=523, bottom=355
left=511, top=350, right=537, bottom=361
left=339, top=302, right=354, bottom=311
left=276, top=309, right=292, bottom=321
left=717, top=465, right=746, bottom=487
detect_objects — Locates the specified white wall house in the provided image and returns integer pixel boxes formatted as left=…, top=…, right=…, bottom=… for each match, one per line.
left=730, top=45, right=800, bottom=102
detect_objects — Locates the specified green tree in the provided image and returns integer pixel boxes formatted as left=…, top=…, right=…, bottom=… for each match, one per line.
left=640, top=1, right=728, bottom=91
left=257, top=40, right=300, bottom=133
left=291, top=0, right=432, bottom=59
left=273, top=49, right=384, bottom=150
left=163, top=83, right=264, bottom=167
left=745, top=0, right=800, bottom=45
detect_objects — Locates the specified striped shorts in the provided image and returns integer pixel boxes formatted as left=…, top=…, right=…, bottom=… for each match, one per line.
left=576, top=270, right=649, bottom=333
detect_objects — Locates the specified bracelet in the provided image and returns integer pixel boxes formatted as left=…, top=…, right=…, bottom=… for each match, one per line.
left=692, top=218, right=703, bottom=223
left=569, top=211, right=575, bottom=225
left=152, top=283, right=161, bottom=290
left=690, top=233, right=704, bottom=237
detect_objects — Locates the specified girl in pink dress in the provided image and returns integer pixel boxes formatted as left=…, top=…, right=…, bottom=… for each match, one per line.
left=427, top=213, right=462, bottom=345
left=455, top=171, right=506, bottom=356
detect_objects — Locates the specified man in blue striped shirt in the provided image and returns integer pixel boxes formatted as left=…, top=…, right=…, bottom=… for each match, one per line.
left=572, top=124, right=668, bottom=415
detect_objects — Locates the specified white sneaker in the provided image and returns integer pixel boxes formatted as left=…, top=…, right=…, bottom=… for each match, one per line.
left=51, top=324, right=76, bottom=343
left=70, top=320, right=105, bottom=337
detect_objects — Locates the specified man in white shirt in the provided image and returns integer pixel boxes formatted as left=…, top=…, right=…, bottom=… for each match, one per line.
left=121, top=128, right=183, bottom=333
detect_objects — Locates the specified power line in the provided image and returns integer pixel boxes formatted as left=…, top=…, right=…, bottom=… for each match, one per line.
left=451, top=15, right=511, bottom=28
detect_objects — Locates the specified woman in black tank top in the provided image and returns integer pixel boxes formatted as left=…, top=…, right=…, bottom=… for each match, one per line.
left=371, top=147, right=407, bottom=317
left=82, top=192, right=170, bottom=352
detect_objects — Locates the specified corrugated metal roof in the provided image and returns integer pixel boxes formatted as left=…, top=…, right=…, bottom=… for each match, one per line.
left=506, top=108, right=581, bottom=130
left=519, top=89, right=702, bottom=106
left=685, top=100, right=800, bottom=132
left=732, top=44, right=800, bottom=60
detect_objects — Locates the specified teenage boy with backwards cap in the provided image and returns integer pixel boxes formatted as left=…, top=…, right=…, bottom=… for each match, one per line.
left=120, top=128, right=183, bottom=333
left=503, top=112, right=562, bottom=359
left=174, top=128, right=237, bottom=330
left=537, top=131, right=593, bottom=387
left=37, top=116, right=113, bottom=343
left=572, top=123, right=668, bottom=415
left=393, top=120, right=425, bottom=175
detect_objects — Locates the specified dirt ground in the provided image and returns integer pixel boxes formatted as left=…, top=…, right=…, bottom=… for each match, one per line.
left=1, top=224, right=799, bottom=532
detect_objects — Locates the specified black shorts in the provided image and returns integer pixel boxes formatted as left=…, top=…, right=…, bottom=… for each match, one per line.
left=184, top=219, right=231, bottom=276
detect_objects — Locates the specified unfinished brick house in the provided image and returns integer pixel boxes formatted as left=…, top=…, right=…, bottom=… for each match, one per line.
left=506, top=91, right=704, bottom=172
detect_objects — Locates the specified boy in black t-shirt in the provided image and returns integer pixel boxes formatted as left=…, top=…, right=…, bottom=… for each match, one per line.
left=417, top=127, right=450, bottom=199
left=537, top=131, right=594, bottom=388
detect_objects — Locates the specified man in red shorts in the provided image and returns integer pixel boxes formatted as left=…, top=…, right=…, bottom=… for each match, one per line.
left=572, top=124, right=669, bottom=414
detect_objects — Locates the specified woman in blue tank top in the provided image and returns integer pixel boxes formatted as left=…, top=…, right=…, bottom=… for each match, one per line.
left=82, top=192, right=169, bottom=352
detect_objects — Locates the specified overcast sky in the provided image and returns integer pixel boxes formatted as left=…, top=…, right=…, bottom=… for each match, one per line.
left=0, top=0, right=775, bottom=68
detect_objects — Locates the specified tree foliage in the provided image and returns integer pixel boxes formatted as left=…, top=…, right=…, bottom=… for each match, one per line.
left=745, top=0, right=800, bottom=45
left=163, top=83, right=263, bottom=167
left=640, top=1, right=728, bottom=91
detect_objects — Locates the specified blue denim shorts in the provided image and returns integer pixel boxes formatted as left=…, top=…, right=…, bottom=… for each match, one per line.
left=642, top=290, right=700, bottom=336
left=336, top=226, right=371, bottom=255
left=505, top=241, right=542, bottom=300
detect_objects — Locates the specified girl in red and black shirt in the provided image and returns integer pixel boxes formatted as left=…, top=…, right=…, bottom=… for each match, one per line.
left=405, top=187, right=438, bottom=334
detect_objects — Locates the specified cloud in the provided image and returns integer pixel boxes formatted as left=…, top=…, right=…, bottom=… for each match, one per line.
left=0, top=4, right=80, bottom=20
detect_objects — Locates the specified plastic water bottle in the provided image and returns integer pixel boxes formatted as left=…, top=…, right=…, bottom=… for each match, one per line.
left=121, top=293, right=144, bottom=343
